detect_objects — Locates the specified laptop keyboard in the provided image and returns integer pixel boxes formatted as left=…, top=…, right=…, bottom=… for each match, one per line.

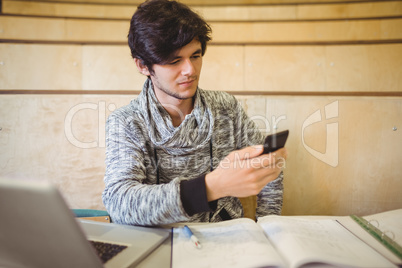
left=89, top=240, right=128, bottom=263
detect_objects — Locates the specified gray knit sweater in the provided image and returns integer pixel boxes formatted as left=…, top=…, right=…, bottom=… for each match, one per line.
left=102, top=79, right=283, bottom=226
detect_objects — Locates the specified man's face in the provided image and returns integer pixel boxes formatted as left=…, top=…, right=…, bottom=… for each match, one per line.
left=145, top=38, right=203, bottom=102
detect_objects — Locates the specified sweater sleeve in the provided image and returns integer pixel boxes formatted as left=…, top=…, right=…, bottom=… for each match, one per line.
left=233, top=97, right=284, bottom=217
left=180, top=175, right=216, bottom=216
left=102, top=112, right=191, bottom=226
left=256, top=172, right=284, bottom=217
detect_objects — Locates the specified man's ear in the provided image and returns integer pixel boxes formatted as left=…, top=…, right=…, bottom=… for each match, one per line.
left=134, top=58, right=151, bottom=76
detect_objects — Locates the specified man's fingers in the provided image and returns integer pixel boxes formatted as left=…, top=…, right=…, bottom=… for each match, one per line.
left=226, top=145, right=264, bottom=162
left=254, top=148, right=287, bottom=168
left=221, top=146, right=287, bottom=173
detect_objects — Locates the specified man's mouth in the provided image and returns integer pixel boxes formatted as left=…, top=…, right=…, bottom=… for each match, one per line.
left=179, top=79, right=196, bottom=86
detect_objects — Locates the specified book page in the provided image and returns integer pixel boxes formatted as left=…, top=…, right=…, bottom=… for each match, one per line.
left=364, top=209, right=402, bottom=246
left=258, top=216, right=396, bottom=268
left=336, top=209, right=402, bottom=265
left=337, top=215, right=402, bottom=265
left=172, top=218, right=286, bottom=268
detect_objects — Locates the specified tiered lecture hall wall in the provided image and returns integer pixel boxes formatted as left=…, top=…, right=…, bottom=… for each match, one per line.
left=0, top=0, right=401, bottom=216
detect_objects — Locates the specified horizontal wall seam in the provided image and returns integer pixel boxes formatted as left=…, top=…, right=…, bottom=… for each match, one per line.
left=4, top=0, right=400, bottom=7
left=1, top=90, right=401, bottom=97
left=1, top=39, right=402, bottom=46
left=1, top=13, right=402, bottom=22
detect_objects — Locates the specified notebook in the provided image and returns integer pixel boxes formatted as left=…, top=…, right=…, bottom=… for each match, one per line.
left=0, top=179, right=170, bottom=268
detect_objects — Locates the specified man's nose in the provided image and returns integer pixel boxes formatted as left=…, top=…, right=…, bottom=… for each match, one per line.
left=181, top=59, right=195, bottom=76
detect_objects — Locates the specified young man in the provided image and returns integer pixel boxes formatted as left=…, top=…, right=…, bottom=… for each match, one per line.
left=102, top=0, right=287, bottom=226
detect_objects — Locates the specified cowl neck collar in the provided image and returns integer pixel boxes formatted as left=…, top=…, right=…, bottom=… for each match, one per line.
left=136, top=78, right=214, bottom=155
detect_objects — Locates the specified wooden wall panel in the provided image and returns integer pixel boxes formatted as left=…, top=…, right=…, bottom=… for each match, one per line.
left=325, top=45, right=371, bottom=92
left=296, top=1, right=402, bottom=20
left=11, top=0, right=378, bottom=5
left=381, top=18, right=402, bottom=39
left=0, top=16, right=66, bottom=41
left=210, top=19, right=402, bottom=43
left=82, top=45, right=145, bottom=90
left=2, top=0, right=134, bottom=19
left=0, top=16, right=128, bottom=42
left=1, top=43, right=401, bottom=92
left=2, top=15, right=401, bottom=43
left=200, top=45, right=245, bottom=91
left=325, top=44, right=402, bottom=92
left=369, top=44, right=402, bottom=91
left=239, top=96, right=402, bottom=216
left=0, top=43, right=82, bottom=90
left=244, top=46, right=327, bottom=91
left=65, top=20, right=128, bottom=42
left=1, top=95, right=401, bottom=216
left=198, top=1, right=402, bottom=21
left=198, top=6, right=291, bottom=22
left=4, top=1, right=401, bottom=21
left=244, top=44, right=402, bottom=92
left=0, top=95, right=135, bottom=209
left=187, top=5, right=296, bottom=21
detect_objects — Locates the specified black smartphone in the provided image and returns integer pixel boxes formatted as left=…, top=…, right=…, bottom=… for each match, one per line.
left=262, top=130, right=289, bottom=154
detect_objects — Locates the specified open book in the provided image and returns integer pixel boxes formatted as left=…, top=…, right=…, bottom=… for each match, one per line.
left=172, top=209, right=401, bottom=268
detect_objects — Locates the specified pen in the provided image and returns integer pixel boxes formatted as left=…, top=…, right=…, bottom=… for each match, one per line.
left=183, top=225, right=202, bottom=249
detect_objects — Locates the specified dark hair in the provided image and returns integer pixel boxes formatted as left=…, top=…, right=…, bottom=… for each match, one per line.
left=128, top=0, right=212, bottom=74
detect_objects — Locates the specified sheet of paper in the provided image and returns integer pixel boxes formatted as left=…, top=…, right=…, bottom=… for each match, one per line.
left=337, top=215, right=402, bottom=265
left=364, top=209, right=402, bottom=246
left=258, top=216, right=396, bottom=268
left=172, top=218, right=285, bottom=268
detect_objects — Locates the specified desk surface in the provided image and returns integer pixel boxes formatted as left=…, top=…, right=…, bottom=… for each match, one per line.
left=135, top=212, right=402, bottom=268
left=137, top=232, right=172, bottom=268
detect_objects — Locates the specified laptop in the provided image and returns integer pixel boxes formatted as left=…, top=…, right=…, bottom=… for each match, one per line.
left=0, top=179, right=170, bottom=268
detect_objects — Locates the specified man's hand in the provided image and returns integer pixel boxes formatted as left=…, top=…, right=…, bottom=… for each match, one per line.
left=205, top=145, right=287, bottom=201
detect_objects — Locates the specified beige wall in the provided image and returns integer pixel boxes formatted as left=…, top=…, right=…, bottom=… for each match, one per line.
left=3, top=0, right=402, bottom=20
left=1, top=43, right=401, bottom=92
left=2, top=16, right=402, bottom=43
left=1, top=94, right=400, bottom=216
left=0, top=0, right=401, bottom=217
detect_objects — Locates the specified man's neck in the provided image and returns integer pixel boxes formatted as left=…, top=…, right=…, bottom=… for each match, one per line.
left=156, top=94, right=194, bottom=127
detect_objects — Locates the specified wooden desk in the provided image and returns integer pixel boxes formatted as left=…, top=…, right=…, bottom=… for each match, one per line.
left=137, top=233, right=172, bottom=268
left=136, top=211, right=402, bottom=268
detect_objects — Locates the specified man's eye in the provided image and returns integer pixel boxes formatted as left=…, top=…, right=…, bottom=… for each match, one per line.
left=169, top=60, right=180, bottom=65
